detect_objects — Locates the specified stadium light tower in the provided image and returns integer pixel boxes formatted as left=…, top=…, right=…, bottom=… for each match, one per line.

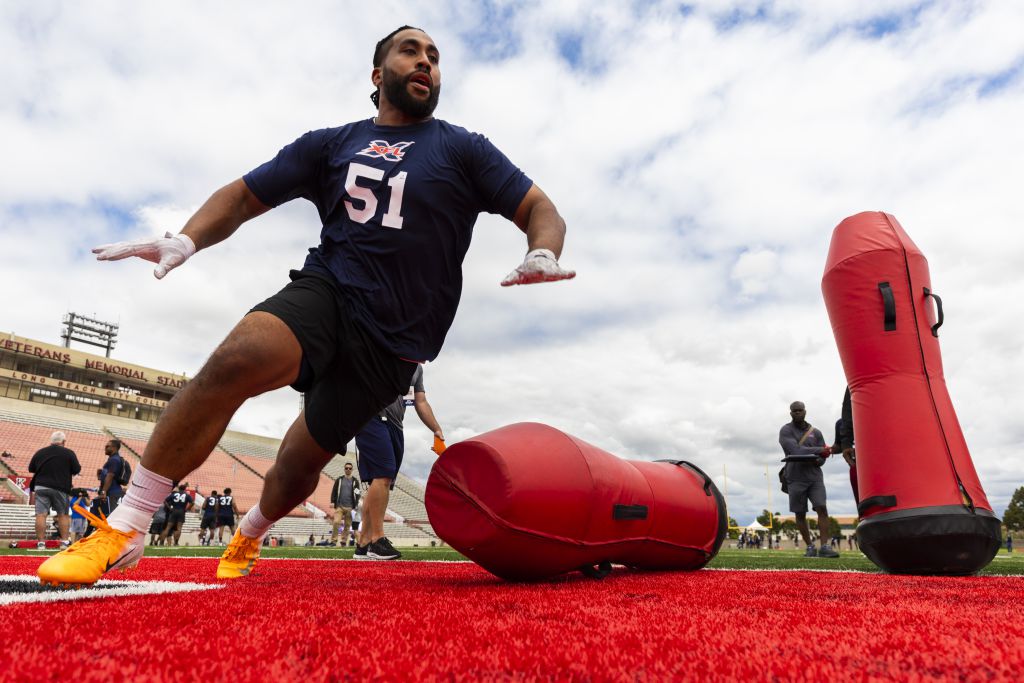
left=61, top=312, right=119, bottom=358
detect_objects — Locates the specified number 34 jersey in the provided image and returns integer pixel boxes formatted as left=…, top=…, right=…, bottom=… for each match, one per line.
left=242, top=118, right=534, bottom=363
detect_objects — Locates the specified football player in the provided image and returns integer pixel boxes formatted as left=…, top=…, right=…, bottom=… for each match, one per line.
left=39, top=25, right=573, bottom=586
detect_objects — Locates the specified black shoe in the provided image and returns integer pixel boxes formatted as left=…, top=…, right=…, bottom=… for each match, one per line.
left=818, top=545, right=840, bottom=558
left=353, top=543, right=370, bottom=560
left=367, top=537, right=401, bottom=560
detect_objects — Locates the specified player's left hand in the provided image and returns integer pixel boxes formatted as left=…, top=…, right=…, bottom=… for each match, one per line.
left=500, top=248, right=575, bottom=286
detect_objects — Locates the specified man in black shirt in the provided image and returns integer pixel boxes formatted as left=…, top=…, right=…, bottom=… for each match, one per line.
left=28, top=431, right=81, bottom=550
left=836, top=387, right=859, bottom=504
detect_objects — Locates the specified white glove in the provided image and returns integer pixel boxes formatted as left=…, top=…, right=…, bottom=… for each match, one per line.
left=92, top=232, right=196, bottom=280
left=500, top=248, right=576, bottom=287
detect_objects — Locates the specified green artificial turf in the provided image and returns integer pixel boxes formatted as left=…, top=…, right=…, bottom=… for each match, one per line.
left=4, top=544, right=1021, bottom=575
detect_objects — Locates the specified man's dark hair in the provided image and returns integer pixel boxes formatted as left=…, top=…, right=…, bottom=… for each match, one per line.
left=224, top=487, right=232, bottom=495
left=109, top=439, right=121, bottom=451
left=370, top=25, right=423, bottom=108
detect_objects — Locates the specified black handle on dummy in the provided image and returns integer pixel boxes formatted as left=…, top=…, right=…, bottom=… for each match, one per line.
left=878, top=282, right=896, bottom=331
left=923, top=287, right=943, bottom=337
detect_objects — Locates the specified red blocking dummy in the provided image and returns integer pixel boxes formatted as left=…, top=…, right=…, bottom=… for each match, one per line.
left=425, top=423, right=727, bottom=581
left=822, top=211, right=1001, bottom=575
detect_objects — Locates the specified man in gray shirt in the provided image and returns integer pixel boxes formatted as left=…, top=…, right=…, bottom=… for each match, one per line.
left=779, top=401, right=839, bottom=558
left=329, top=462, right=360, bottom=546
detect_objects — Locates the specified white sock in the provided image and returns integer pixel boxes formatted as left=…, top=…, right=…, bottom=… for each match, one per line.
left=239, top=504, right=275, bottom=539
left=107, top=464, right=173, bottom=534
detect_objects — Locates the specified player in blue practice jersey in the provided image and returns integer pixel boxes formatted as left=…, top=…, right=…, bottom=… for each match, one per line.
left=199, top=491, right=218, bottom=546
left=216, top=488, right=240, bottom=544
left=40, top=25, right=574, bottom=586
left=158, top=483, right=194, bottom=547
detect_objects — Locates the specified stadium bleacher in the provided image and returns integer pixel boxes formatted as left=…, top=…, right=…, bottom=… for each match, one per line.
left=218, top=432, right=279, bottom=460
left=103, top=423, right=154, bottom=461
left=0, top=418, right=118, bottom=492
left=321, top=454, right=357, bottom=479
left=0, top=478, right=25, bottom=504
left=0, top=394, right=437, bottom=543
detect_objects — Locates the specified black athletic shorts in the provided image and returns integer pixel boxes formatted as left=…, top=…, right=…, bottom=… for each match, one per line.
left=200, top=515, right=216, bottom=530
left=250, top=270, right=417, bottom=454
left=216, top=516, right=235, bottom=528
left=167, top=509, right=186, bottom=526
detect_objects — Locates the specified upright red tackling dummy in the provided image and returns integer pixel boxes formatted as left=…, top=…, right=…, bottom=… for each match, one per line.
left=425, top=423, right=727, bottom=581
left=822, top=211, right=1001, bottom=574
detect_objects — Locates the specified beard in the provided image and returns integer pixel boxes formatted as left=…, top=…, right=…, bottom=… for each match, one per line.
left=381, top=65, right=441, bottom=119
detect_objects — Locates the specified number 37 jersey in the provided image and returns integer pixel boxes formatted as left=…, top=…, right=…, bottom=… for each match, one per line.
left=242, top=118, right=534, bottom=362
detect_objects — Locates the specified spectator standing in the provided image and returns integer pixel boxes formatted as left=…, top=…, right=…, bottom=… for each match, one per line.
left=836, top=387, right=858, bottom=505
left=350, top=497, right=363, bottom=547
left=330, top=464, right=360, bottom=546
left=28, top=431, right=82, bottom=550
left=96, top=439, right=129, bottom=517
left=779, top=401, right=840, bottom=559
left=354, top=365, right=442, bottom=560
left=1007, top=535, right=1013, bottom=554
left=216, top=488, right=239, bottom=544
left=69, top=489, right=91, bottom=543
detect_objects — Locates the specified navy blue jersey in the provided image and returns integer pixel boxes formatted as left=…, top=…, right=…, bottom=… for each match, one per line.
left=202, top=495, right=218, bottom=517
left=217, top=494, right=235, bottom=516
left=243, top=118, right=533, bottom=362
left=165, top=491, right=193, bottom=511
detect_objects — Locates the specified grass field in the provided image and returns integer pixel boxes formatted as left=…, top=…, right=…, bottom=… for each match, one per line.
left=6, top=544, right=1021, bottom=574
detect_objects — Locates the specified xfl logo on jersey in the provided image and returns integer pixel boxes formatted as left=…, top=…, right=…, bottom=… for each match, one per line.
left=357, top=140, right=414, bottom=162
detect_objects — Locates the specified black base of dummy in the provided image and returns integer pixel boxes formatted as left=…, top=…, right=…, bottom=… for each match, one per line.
left=858, top=507, right=1002, bottom=576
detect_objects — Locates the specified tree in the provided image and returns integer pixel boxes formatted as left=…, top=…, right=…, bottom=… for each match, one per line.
left=806, top=517, right=841, bottom=540
left=827, top=516, right=841, bottom=539
left=727, top=517, right=739, bottom=539
left=1004, top=487, right=1024, bottom=532
left=756, top=509, right=782, bottom=530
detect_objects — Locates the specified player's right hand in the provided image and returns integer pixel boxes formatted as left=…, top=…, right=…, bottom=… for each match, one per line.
left=500, top=248, right=575, bottom=286
left=92, top=232, right=196, bottom=279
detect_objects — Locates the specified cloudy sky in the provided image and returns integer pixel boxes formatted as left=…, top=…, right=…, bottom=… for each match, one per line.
left=3, top=1, right=1022, bottom=526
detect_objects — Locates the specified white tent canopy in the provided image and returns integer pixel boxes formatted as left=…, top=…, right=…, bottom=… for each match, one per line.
left=744, top=520, right=768, bottom=531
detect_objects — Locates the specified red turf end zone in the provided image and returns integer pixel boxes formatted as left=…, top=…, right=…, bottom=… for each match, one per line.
left=1, top=557, right=1021, bottom=681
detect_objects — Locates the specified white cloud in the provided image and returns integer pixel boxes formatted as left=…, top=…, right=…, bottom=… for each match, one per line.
left=2, top=1, right=1023, bottom=526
